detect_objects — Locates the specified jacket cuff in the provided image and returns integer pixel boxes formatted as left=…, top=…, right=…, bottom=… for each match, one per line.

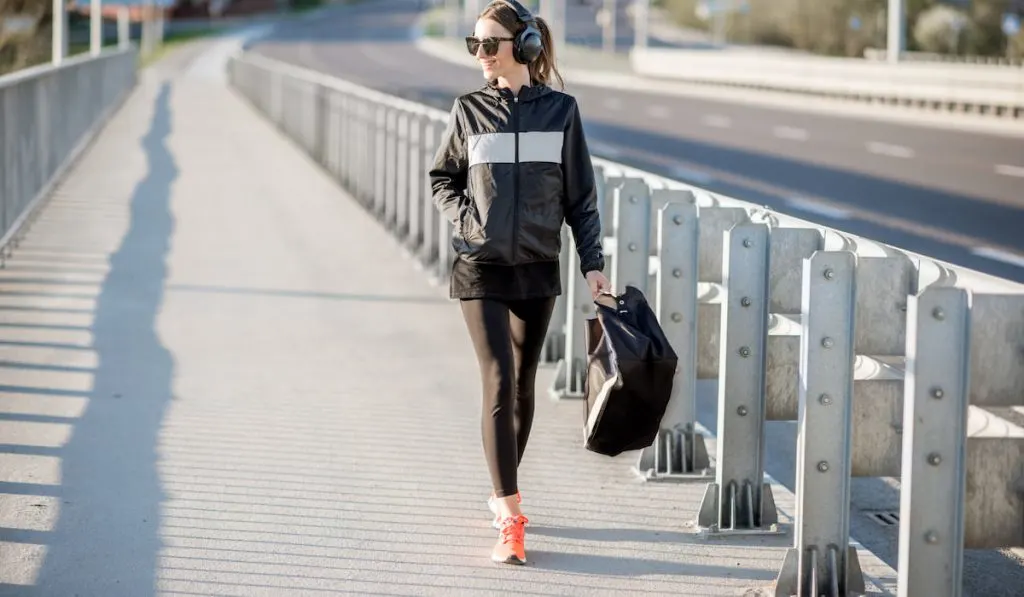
left=579, top=254, right=605, bottom=277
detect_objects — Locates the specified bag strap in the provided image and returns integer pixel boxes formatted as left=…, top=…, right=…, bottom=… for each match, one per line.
left=594, top=292, right=618, bottom=309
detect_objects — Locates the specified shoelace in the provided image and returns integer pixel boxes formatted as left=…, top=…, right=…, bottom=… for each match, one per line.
left=499, top=516, right=528, bottom=544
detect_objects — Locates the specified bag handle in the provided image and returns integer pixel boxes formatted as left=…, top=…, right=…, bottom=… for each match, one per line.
left=594, top=291, right=618, bottom=309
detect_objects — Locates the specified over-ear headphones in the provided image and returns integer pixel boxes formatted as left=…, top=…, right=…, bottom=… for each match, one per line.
left=502, top=0, right=543, bottom=64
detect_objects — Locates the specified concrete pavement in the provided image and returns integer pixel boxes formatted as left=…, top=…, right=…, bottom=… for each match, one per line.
left=0, top=29, right=906, bottom=596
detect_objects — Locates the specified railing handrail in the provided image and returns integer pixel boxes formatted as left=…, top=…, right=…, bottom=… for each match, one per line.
left=0, top=47, right=134, bottom=89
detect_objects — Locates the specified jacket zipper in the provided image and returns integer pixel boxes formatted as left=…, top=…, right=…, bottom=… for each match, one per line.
left=512, top=94, right=520, bottom=264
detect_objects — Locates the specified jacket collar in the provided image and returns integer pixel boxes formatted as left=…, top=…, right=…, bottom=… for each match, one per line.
left=481, top=79, right=551, bottom=103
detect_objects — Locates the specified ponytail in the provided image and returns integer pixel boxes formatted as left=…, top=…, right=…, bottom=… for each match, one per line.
left=531, top=17, right=564, bottom=90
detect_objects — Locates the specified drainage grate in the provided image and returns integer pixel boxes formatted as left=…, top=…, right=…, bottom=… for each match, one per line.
left=866, top=511, right=900, bottom=526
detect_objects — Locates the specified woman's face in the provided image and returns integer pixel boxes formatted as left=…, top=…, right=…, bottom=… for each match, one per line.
left=472, top=18, right=516, bottom=81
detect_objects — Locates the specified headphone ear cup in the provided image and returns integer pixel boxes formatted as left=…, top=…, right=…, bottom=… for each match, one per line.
left=515, top=27, right=543, bottom=63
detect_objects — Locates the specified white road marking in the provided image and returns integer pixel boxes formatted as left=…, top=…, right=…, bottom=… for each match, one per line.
left=773, top=126, right=809, bottom=141
left=995, top=164, right=1024, bottom=178
left=786, top=197, right=852, bottom=220
left=866, top=141, right=915, bottom=158
left=702, top=114, right=732, bottom=128
left=669, top=166, right=716, bottom=185
left=647, top=105, right=671, bottom=119
left=604, top=97, right=623, bottom=111
left=971, top=247, right=1024, bottom=269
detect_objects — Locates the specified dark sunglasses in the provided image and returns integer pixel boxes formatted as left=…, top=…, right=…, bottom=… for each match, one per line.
left=465, top=36, right=514, bottom=57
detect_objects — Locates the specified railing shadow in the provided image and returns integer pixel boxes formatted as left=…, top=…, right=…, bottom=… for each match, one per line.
left=16, top=81, right=178, bottom=597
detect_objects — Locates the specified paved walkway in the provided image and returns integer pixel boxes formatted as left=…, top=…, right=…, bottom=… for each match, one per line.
left=0, top=36, right=898, bottom=596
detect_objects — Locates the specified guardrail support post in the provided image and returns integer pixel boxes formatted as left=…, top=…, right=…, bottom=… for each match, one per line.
left=775, top=250, right=864, bottom=596
left=610, top=179, right=651, bottom=295
left=542, top=225, right=571, bottom=364
left=897, top=287, right=970, bottom=597
left=697, top=223, right=780, bottom=535
left=636, top=196, right=710, bottom=480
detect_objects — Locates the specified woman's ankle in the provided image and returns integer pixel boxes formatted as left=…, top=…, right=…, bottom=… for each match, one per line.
left=496, top=494, right=522, bottom=518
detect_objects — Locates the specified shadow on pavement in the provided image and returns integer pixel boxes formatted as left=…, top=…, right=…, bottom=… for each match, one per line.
left=15, top=81, right=178, bottom=597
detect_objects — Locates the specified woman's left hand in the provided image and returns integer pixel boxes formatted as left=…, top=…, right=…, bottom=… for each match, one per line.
left=585, top=270, right=612, bottom=299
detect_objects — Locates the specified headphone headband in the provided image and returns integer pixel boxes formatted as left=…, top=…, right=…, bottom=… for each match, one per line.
left=497, top=0, right=543, bottom=64
left=503, top=0, right=535, bottom=26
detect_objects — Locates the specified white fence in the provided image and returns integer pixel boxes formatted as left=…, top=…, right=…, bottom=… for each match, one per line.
left=227, top=50, right=1024, bottom=597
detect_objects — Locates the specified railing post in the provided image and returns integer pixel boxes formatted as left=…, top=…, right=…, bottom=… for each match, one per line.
left=697, top=223, right=780, bottom=536
left=405, top=113, right=423, bottom=251
left=775, top=250, right=865, bottom=596
left=374, top=106, right=387, bottom=216
left=897, top=287, right=970, bottom=597
left=420, top=120, right=441, bottom=270
left=395, top=112, right=409, bottom=236
left=384, top=108, right=397, bottom=226
left=609, top=178, right=651, bottom=295
left=635, top=194, right=710, bottom=480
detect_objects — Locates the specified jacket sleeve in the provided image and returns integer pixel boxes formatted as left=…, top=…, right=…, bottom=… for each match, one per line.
left=429, top=99, right=470, bottom=235
left=562, top=98, right=606, bottom=276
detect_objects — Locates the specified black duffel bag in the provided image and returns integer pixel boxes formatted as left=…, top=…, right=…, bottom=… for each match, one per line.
left=582, top=285, right=678, bottom=457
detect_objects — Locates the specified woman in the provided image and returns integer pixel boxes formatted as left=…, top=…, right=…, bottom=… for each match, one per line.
left=429, top=0, right=611, bottom=565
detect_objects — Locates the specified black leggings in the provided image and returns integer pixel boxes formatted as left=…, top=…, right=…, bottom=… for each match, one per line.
left=460, top=297, right=556, bottom=498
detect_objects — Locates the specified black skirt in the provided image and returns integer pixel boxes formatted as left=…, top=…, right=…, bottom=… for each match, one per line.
left=450, top=256, right=562, bottom=301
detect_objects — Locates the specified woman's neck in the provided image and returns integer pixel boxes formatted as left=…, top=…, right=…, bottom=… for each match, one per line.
left=498, top=66, right=531, bottom=96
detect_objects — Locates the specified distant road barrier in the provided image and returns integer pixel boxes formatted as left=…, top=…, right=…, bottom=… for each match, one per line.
left=630, top=47, right=1024, bottom=120
left=0, top=49, right=138, bottom=257
left=228, top=50, right=1024, bottom=596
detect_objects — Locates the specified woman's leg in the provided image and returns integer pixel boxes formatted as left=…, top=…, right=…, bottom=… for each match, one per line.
left=460, top=298, right=521, bottom=502
left=507, top=296, right=557, bottom=467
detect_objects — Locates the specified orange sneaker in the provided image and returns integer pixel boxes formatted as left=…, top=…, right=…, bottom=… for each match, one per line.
left=491, top=515, right=528, bottom=565
left=487, top=491, right=523, bottom=529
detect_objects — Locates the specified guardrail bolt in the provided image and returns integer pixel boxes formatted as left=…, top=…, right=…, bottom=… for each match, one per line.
left=671, top=312, right=682, bottom=323
left=821, top=337, right=835, bottom=349
left=817, top=461, right=830, bottom=473
left=673, top=268, right=683, bottom=278
left=628, top=242, right=637, bottom=252
left=932, top=307, right=945, bottom=321
left=673, top=215, right=683, bottom=225
left=928, top=452, right=942, bottom=466
left=925, top=531, right=939, bottom=544
left=824, top=268, right=835, bottom=280
left=819, top=393, right=833, bottom=406
left=740, top=297, right=751, bottom=307
left=931, top=387, right=945, bottom=399
left=629, top=195, right=638, bottom=204
left=742, top=238, right=753, bottom=248
left=739, top=346, right=751, bottom=358
left=737, top=405, right=749, bottom=416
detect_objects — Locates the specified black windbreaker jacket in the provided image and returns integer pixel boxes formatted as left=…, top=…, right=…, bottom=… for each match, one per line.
left=429, top=82, right=606, bottom=277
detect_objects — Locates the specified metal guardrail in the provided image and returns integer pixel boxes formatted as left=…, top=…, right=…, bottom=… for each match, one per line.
left=630, top=47, right=1024, bottom=120
left=863, top=48, right=1024, bottom=68
left=227, top=50, right=1024, bottom=596
left=0, top=48, right=138, bottom=257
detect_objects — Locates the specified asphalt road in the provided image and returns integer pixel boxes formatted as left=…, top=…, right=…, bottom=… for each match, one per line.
left=250, top=0, right=1024, bottom=283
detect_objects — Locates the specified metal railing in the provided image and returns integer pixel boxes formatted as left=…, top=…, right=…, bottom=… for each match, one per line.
left=629, top=47, right=1024, bottom=120
left=227, top=50, right=1024, bottom=597
left=0, top=48, right=138, bottom=257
